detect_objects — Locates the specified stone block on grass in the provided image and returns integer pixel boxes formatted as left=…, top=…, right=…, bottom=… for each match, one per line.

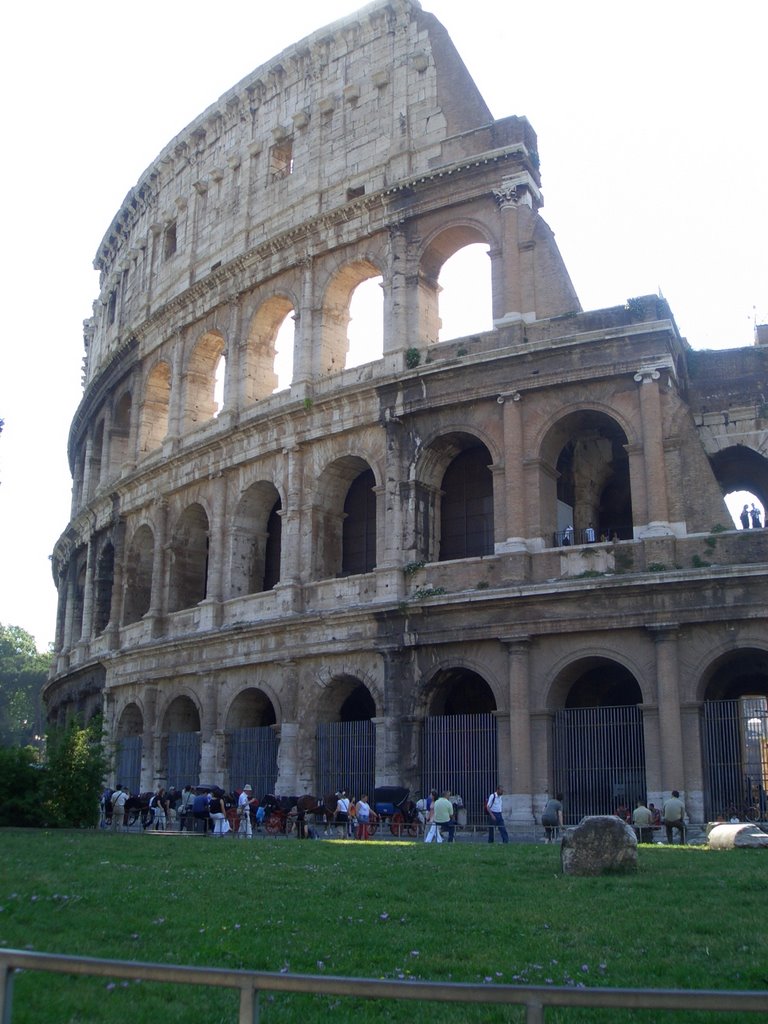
left=561, top=815, right=638, bottom=876
left=708, top=823, right=768, bottom=850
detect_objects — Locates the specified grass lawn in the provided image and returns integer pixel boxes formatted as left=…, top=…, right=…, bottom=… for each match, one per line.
left=0, top=830, right=765, bottom=1023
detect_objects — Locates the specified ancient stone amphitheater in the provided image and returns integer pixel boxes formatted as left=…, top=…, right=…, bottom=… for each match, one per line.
left=46, top=0, right=768, bottom=827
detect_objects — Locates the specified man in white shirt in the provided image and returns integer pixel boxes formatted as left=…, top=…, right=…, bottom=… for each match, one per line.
left=237, top=784, right=253, bottom=838
left=110, top=784, right=128, bottom=832
left=486, top=785, right=509, bottom=844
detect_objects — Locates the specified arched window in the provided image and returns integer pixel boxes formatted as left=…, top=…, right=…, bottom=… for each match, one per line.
left=182, top=331, right=225, bottom=432
left=342, top=469, right=377, bottom=575
left=123, top=525, right=154, bottom=625
left=94, top=542, right=114, bottom=635
left=229, top=484, right=282, bottom=597
left=140, top=362, right=171, bottom=453
left=437, top=242, right=492, bottom=342
left=439, top=446, right=494, bottom=560
left=245, top=297, right=295, bottom=402
left=169, top=504, right=209, bottom=612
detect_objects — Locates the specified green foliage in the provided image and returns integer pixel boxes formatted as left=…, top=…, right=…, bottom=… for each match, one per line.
left=412, top=586, right=446, bottom=599
left=0, top=745, right=45, bottom=826
left=475, top=580, right=489, bottom=590
left=710, top=523, right=728, bottom=533
left=405, top=346, right=421, bottom=369
left=402, top=560, right=425, bottom=576
left=691, top=554, right=712, bottom=568
left=0, top=834, right=766, bottom=1023
left=647, top=562, right=667, bottom=573
left=42, top=717, right=109, bottom=828
left=0, top=623, right=51, bottom=745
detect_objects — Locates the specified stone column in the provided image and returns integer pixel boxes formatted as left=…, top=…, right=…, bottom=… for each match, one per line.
left=81, top=435, right=94, bottom=504
left=491, top=174, right=541, bottom=326
left=502, top=636, right=535, bottom=822
left=147, top=499, right=168, bottom=635
left=499, top=392, right=527, bottom=548
left=292, top=255, right=314, bottom=390
left=141, top=684, right=158, bottom=792
left=99, top=404, right=113, bottom=487
left=107, top=518, right=126, bottom=649
left=634, top=368, right=672, bottom=534
left=79, top=539, right=95, bottom=643
left=648, top=625, right=685, bottom=792
left=201, top=477, right=226, bottom=624
left=274, top=722, right=300, bottom=794
left=166, top=342, right=185, bottom=440
left=62, top=561, right=76, bottom=654
left=279, top=444, right=304, bottom=587
left=199, top=677, right=220, bottom=786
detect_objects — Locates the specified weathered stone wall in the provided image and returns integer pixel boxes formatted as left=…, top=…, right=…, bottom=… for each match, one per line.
left=47, top=1, right=768, bottom=825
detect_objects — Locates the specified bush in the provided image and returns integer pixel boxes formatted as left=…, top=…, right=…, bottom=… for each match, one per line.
left=42, top=717, right=109, bottom=828
left=0, top=745, right=45, bottom=827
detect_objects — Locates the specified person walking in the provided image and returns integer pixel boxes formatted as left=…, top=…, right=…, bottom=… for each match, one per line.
left=110, top=784, right=128, bottom=832
left=237, top=784, right=253, bottom=838
left=355, top=794, right=373, bottom=840
left=209, top=789, right=230, bottom=836
left=486, top=785, right=509, bottom=844
left=662, top=790, right=687, bottom=845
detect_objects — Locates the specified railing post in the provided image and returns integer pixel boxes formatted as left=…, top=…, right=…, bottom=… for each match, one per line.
left=239, top=982, right=258, bottom=1024
left=1, top=965, right=15, bottom=1024
left=525, top=996, right=544, bottom=1024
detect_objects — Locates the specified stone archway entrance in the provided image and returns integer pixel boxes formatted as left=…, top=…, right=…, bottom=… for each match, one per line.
left=115, top=703, right=142, bottom=795
left=701, top=649, right=768, bottom=820
left=552, top=659, right=645, bottom=821
left=161, top=696, right=201, bottom=789
left=420, top=669, right=497, bottom=827
left=316, top=677, right=376, bottom=800
left=225, top=688, right=278, bottom=798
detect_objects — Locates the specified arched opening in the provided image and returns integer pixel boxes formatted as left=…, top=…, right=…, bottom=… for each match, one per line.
left=346, top=276, right=384, bottom=369
left=161, top=695, right=201, bottom=790
left=543, top=411, right=632, bottom=546
left=312, top=456, right=375, bottom=580
left=225, top=688, right=278, bottom=798
left=316, top=676, right=376, bottom=799
left=552, top=658, right=645, bottom=822
left=109, top=391, right=132, bottom=477
left=319, top=260, right=382, bottom=376
left=114, top=703, right=143, bottom=795
left=229, top=483, right=282, bottom=597
left=701, top=649, right=768, bottom=820
left=246, top=296, right=295, bottom=402
left=439, top=445, right=494, bottom=561
left=419, top=228, right=492, bottom=347
left=213, top=353, right=226, bottom=417
left=437, top=242, right=492, bottom=342
left=341, top=468, right=377, bottom=576
left=93, top=541, right=114, bottom=635
left=89, top=420, right=104, bottom=498
left=709, top=446, right=768, bottom=530
left=123, top=525, right=154, bottom=625
left=168, top=504, right=209, bottom=612
left=140, top=361, right=171, bottom=454
left=422, top=668, right=498, bottom=827
left=71, top=556, right=87, bottom=644
left=182, top=330, right=225, bottom=432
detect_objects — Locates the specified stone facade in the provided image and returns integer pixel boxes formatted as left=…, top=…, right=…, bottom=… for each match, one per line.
left=46, top=0, right=768, bottom=827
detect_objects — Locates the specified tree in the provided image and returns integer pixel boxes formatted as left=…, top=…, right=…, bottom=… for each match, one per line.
left=43, top=717, right=110, bottom=828
left=0, top=745, right=45, bottom=827
left=0, top=624, right=52, bottom=746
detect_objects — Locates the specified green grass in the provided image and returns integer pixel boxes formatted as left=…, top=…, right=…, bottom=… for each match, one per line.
left=0, top=831, right=766, bottom=1022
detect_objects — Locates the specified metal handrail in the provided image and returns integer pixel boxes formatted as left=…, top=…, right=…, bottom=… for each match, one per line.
left=1, top=949, right=766, bottom=1023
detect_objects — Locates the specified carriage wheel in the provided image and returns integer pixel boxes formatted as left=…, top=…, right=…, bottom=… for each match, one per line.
left=126, top=811, right=138, bottom=827
left=367, top=819, right=378, bottom=837
left=390, top=812, right=405, bottom=837
left=266, top=812, right=283, bottom=835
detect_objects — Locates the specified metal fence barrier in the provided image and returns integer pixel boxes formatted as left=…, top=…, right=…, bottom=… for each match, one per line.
left=2, top=949, right=766, bottom=1023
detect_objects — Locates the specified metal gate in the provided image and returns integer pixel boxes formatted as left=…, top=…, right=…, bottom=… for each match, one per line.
left=166, top=732, right=201, bottom=789
left=316, top=721, right=375, bottom=799
left=702, top=698, right=768, bottom=820
left=552, top=705, right=646, bottom=822
left=115, top=735, right=141, bottom=795
left=421, top=713, right=497, bottom=827
left=226, top=726, right=279, bottom=798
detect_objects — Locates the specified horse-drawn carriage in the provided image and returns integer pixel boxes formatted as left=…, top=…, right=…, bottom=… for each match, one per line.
left=371, top=786, right=420, bottom=837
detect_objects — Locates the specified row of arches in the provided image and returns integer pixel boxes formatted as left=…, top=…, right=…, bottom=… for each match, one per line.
left=60, top=413, right=768, bottom=646
left=112, top=648, right=768, bottom=825
left=74, top=240, right=493, bottom=509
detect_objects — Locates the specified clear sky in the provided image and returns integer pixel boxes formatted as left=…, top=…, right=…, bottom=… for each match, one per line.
left=0, top=0, right=766, bottom=651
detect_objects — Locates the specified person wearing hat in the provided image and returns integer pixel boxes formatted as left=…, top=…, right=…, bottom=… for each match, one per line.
left=237, top=784, right=254, bottom=838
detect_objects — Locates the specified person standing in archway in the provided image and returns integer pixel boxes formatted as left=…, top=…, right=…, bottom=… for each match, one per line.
left=741, top=504, right=751, bottom=529
left=750, top=504, right=763, bottom=529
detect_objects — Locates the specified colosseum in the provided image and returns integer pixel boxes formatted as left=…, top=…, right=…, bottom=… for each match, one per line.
left=46, top=0, right=768, bottom=828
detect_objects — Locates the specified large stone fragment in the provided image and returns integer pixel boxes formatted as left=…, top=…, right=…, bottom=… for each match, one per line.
left=561, top=815, right=638, bottom=876
left=708, top=823, right=768, bottom=850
